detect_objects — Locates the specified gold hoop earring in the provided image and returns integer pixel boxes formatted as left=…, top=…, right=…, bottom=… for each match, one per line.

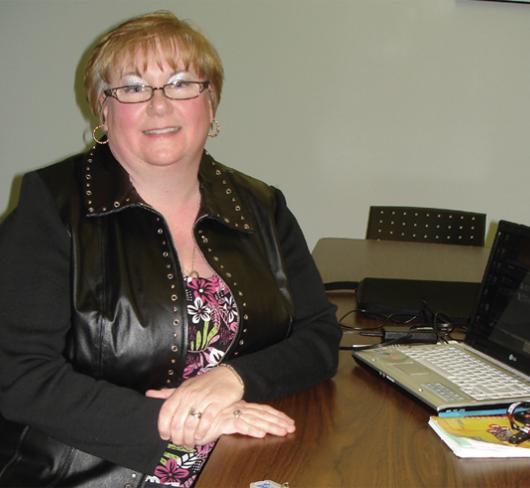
left=92, top=124, right=108, bottom=145
left=208, top=119, right=221, bottom=138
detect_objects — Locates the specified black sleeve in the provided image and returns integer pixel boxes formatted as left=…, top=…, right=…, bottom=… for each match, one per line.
left=228, top=188, right=342, bottom=401
left=0, top=172, right=166, bottom=473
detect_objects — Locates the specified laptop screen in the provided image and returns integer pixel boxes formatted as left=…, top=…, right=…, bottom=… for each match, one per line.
left=467, top=220, right=530, bottom=377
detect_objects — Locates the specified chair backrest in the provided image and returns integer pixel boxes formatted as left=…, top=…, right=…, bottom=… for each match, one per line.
left=366, top=206, right=486, bottom=246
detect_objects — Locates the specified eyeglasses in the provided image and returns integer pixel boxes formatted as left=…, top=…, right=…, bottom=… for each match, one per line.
left=507, top=401, right=530, bottom=444
left=103, top=80, right=210, bottom=103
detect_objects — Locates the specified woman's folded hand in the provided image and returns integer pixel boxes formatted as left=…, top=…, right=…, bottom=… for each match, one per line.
left=145, top=365, right=244, bottom=447
left=196, top=400, right=296, bottom=445
left=146, top=369, right=295, bottom=447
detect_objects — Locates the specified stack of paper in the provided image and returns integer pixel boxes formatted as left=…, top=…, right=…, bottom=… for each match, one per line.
left=429, top=415, right=530, bottom=458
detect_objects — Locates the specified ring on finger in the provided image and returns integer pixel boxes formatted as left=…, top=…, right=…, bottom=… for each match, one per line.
left=189, top=407, right=202, bottom=419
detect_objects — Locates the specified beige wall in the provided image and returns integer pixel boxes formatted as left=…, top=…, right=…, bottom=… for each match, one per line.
left=1, top=0, right=530, bottom=248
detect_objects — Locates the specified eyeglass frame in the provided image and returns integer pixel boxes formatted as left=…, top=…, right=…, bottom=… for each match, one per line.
left=103, top=80, right=211, bottom=103
left=506, top=401, right=530, bottom=444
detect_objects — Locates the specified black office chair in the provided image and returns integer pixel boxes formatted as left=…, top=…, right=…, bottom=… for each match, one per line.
left=366, top=206, right=486, bottom=246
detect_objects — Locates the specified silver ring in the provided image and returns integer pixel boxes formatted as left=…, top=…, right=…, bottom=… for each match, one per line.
left=233, top=409, right=242, bottom=418
left=189, top=408, right=202, bottom=419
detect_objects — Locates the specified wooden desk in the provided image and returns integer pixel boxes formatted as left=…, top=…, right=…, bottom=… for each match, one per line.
left=312, top=238, right=490, bottom=284
left=196, top=239, right=529, bottom=488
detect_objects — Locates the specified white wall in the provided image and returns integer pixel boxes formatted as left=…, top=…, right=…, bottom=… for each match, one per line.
left=1, top=0, right=530, bottom=249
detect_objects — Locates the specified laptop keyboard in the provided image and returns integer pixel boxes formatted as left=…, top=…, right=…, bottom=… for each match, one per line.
left=398, top=345, right=530, bottom=401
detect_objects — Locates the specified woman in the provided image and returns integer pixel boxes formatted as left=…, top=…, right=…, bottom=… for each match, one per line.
left=0, top=11, right=341, bottom=488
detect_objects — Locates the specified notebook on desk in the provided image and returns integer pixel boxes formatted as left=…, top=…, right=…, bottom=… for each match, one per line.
left=352, top=220, right=530, bottom=416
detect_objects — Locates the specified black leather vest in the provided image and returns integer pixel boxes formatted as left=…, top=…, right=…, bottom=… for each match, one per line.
left=0, top=145, right=294, bottom=487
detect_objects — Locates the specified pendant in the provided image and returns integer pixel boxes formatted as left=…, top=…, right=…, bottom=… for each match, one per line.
left=188, top=270, right=200, bottom=280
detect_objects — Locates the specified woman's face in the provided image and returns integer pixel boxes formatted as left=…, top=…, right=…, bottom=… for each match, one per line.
left=101, top=54, right=213, bottom=173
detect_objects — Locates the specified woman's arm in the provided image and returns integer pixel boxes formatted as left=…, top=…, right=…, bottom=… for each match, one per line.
left=0, top=172, right=166, bottom=473
left=221, top=188, right=342, bottom=401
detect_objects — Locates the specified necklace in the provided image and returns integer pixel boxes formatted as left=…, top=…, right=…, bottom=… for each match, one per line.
left=181, top=187, right=202, bottom=280
left=187, top=243, right=200, bottom=280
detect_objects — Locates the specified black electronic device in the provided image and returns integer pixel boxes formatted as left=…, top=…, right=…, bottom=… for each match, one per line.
left=356, top=277, right=481, bottom=326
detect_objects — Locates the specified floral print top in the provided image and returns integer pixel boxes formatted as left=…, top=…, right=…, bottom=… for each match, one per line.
left=144, top=274, right=239, bottom=487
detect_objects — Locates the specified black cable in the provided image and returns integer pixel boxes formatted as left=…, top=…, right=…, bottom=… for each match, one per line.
left=324, top=281, right=359, bottom=291
left=339, top=308, right=413, bottom=331
left=340, top=334, right=413, bottom=351
left=340, top=327, right=440, bottom=350
left=338, top=309, right=356, bottom=323
left=339, top=301, right=467, bottom=343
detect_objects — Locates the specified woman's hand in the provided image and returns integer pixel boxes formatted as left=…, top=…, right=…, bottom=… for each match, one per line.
left=198, top=400, right=296, bottom=445
left=145, top=365, right=244, bottom=447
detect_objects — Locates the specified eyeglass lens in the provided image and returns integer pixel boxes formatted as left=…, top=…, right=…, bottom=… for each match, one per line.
left=112, top=82, right=206, bottom=103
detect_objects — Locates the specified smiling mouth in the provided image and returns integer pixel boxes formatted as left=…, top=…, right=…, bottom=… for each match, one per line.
left=143, top=127, right=180, bottom=135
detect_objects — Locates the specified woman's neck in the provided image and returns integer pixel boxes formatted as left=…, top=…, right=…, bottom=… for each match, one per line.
left=128, top=162, right=201, bottom=214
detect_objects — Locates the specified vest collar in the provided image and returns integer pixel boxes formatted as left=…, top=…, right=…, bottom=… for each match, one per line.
left=82, top=144, right=254, bottom=233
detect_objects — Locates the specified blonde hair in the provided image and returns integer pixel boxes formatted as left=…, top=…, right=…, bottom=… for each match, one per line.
left=84, top=11, right=224, bottom=118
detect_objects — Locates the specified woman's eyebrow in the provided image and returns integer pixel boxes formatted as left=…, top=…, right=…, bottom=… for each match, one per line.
left=167, top=70, right=188, bottom=80
left=119, top=72, right=146, bottom=84
left=117, top=70, right=189, bottom=84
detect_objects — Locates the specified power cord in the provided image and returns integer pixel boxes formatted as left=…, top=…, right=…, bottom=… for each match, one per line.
left=339, top=299, right=467, bottom=350
left=339, top=327, right=439, bottom=350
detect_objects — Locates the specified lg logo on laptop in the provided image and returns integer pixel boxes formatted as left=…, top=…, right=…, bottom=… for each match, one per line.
left=509, top=354, right=518, bottom=362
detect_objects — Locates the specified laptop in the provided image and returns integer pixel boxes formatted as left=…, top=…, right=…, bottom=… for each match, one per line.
left=352, top=220, right=530, bottom=416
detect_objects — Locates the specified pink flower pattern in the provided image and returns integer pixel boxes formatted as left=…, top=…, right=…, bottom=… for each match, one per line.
left=187, top=276, right=219, bottom=303
left=145, top=274, right=239, bottom=487
left=154, top=459, right=189, bottom=484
